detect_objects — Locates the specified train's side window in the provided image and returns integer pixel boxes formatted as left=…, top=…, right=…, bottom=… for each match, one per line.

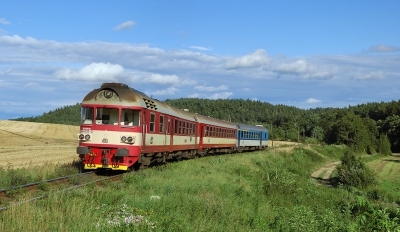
left=167, top=117, right=170, bottom=134
left=122, top=109, right=141, bottom=127
left=174, top=119, right=178, bottom=134
left=206, top=126, right=209, bottom=136
left=149, top=113, right=156, bottom=132
left=179, top=120, right=182, bottom=134
left=159, top=115, right=164, bottom=133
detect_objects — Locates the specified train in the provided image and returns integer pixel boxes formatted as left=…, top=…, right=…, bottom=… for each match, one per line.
left=76, top=83, right=268, bottom=171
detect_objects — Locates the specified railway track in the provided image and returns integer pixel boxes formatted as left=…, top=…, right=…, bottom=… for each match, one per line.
left=0, top=171, right=124, bottom=212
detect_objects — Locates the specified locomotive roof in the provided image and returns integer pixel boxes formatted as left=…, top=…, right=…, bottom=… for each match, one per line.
left=193, top=114, right=237, bottom=129
left=237, top=124, right=269, bottom=132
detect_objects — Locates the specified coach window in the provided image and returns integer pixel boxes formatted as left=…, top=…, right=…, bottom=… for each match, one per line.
left=95, top=107, right=119, bottom=125
left=179, top=120, right=182, bottom=134
left=167, top=118, right=170, bottom=134
left=121, top=109, right=140, bottom=127
left=159, top=115, right=164, bottom=133
left=149, top=113, right=156, bottom=132
left=174, top=119, right=178, bottom=134
left=81, top=106, right=94, bottom=124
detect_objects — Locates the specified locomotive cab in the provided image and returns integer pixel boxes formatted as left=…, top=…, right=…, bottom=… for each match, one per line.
left=76, top=83, right=144, bottom=171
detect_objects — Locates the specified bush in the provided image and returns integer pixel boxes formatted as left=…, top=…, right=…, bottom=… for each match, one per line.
left=336, top=149, right=377, bottom=189
left=378, top=134, right=392, bottom=156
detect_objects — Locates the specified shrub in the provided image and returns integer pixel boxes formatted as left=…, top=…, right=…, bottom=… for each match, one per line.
left=336, top=149, right=377, bottom=189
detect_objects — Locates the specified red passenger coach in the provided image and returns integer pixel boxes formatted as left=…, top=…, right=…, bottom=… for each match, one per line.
left=76, top=83, right=238, bottom=171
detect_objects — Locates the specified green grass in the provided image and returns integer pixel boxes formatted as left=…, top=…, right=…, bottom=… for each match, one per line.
left=0, top=145, right=399, bottom=231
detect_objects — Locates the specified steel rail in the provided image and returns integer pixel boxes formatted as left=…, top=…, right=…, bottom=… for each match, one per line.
left=0, top=172, right=124, bottom=212
left=0, top=171, right=96, bottom=195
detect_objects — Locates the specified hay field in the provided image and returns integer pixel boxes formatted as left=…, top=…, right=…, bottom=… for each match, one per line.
left=0, top=120, right=80, bottom=168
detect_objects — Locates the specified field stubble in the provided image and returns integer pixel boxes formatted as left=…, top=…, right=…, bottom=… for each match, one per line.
left=0, top=120, right=79, bottom=168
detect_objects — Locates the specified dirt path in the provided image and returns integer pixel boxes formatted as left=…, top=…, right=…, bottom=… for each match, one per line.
left=311, top=161, right=341, bottom=180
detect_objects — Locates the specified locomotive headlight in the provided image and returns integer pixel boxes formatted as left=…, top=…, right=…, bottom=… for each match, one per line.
left=79, top=134, right=84, bottom=140
left=85, top=134, right=91, bottom=140
left=121, top=136, right=127, bottom=142
left=127, top=136, right=133, bottom=143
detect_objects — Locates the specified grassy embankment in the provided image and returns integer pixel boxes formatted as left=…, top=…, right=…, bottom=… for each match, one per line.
left=0, top=144, right=399, bottom=231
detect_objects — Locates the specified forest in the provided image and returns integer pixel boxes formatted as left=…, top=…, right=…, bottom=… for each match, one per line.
left=11, top=98, right=400, bottom=153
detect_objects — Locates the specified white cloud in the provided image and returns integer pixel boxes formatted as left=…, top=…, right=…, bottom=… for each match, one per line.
left=151, top=87, right=180, bottom=96
left=4, top=68, right=12, bottom=74
left=0, top=18, right=10, bottom=25
left=367, top=44, right=400, bottom=53
left=0, top=101, right=27, bottom=106
left=24, top=82, right=38, bottom=88
left=226, top=49, right=271, bottom=69
left=144, top=73, right=179, bottom=85
left=306, top=98, right=321, bottom=104
left=188, top=93, right=200, bottom=98
left=194, top=85, right=229, bottom=92
left=188, top=46, right=212, bottom=51
left=208, top=92, right=233, bottom=99
left=0, top=35, right=39, bottom=46
left=54, top=62, right=123, bottom=81
left=113, top=21, right=136, bottom=31
left=274, top=59, right=315, bottom=74
left=355, top=71, right=384, bottom=80
left=125, top=71, right=196, bottom=86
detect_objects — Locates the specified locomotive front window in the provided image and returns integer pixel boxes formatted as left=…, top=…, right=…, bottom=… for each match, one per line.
left=96, top=108, right=119, bottom=125
left=121, top=109, right=140, bottom=127
left=81, top=107, right=94, bottom=124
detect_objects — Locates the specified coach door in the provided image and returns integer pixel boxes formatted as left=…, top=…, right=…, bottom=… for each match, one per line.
left=199, top=125, right=204, bottom=150
left=165, top=117, right=172, bottom=150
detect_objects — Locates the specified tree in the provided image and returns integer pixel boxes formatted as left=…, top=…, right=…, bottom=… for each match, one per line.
left=377, top=115, right=400, bottom=152
left=378, top=134, right=392, bottom=156
left=331, top=113, right=370, bottom=152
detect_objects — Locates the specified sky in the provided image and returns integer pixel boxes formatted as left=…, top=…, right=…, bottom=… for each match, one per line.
left=0, top=0, right=400, bottom=120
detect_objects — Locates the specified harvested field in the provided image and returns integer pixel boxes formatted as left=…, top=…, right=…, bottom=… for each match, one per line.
left=367, top=154, right=400, bottom=182
left=0, top=120, right=79, bottom=168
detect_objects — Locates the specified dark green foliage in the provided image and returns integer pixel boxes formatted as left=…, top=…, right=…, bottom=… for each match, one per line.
left=332, top=113, right=370, bottom=152
left=11, top=103, right=81, bottom=126
left=337, top=150, right=377, bottom=189
left=378, top=134, right=392, bottom=156
left=377, top=115, right=400, bottom=152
